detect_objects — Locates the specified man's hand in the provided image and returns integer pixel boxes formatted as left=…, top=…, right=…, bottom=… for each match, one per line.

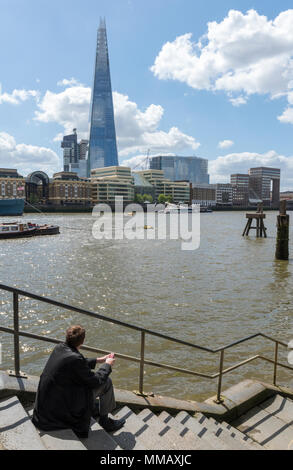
left=105, top=356, right=115, bottom=367
left=96, top=353, right=115, bottom=364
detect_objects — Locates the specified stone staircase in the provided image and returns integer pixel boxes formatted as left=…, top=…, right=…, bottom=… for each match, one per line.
left=0, top=394, right=260, bottom=450
left=232, top=394, right=293, bottom=450
left=2, top=393, right=293, bottom=450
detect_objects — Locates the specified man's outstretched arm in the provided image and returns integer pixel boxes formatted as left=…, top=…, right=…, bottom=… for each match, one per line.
left=72, top=356, right=114, bottom=389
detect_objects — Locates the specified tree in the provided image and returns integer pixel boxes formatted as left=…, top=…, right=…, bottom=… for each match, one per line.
left=134, top=194, right=144, bottom=204
left=142, top=194, right=153, bottom=203
left=158, top=194, right=168, bottom=204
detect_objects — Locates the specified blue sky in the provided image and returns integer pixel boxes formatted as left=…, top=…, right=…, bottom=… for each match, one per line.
left=1, top=0, right=293, bottom=188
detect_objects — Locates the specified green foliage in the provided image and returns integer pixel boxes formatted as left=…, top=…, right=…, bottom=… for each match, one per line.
left=134, top=193, right=144, bottom=204
left=158, top=194, right=168, bottom=204
left=142, top=194, right=153, bottom=203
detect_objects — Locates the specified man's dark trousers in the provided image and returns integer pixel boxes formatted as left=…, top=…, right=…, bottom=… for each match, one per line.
left=94, top=377, right=116, bottom=416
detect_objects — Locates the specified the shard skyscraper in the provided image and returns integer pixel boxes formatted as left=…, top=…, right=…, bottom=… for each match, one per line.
left=87, top=18, right=118, bottom=176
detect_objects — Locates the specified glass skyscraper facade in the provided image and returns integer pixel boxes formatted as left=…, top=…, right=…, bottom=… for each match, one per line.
left=87, top=18, right=118, bottom=176
left=150, top=156, right=209, bottom=185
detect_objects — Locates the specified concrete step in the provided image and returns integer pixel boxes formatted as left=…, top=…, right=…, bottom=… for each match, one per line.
left=232, top=399, right=293, bottom=450
left=137, top=408, right=202, bottom=450
left=195, top=412, right=263, bottom=449
left=259, top=394, right=293, bottom=427
left=26, top=407, right=86, bottom=450
left=80, top=418, right=122, bottom=450
left=0, top=396, right=45, bottom=450
left=174, top=411, right=255, bottom=450
left=158, top=411, right=222, bottom=450
left=160, top=411, right=228, bottom=450
left=111, top=406, right=176, bottom=450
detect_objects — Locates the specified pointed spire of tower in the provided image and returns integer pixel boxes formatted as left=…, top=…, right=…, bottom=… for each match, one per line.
left=87, top=20, right=118, bottom=175
left=99, top=17, right=106, bottom=29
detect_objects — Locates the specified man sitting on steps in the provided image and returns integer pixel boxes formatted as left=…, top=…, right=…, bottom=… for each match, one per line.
left=32, top=325, right=125, bottom=438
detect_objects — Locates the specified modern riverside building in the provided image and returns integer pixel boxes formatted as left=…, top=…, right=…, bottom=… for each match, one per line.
left=249, top=167, right=280, bottom=207
left=191, top=184, right=216, bottom=207
left=215, top=183, right=233, bottom=206
left=0, top=169, right=25, bottom=199
left=192, top=183, right=232, bottom=207
left=230, top=174, right=250, bottom=207
left=49, top=172, right=91, bottom=206
left=137, top=169, right=190, bottom=203
left=149, top=155, right=209, bottom=185
left=87, top=19, right=118, bottom=175
left=91, top=166, right=134, bottom=204
left=61, top=129, right=79, bottom=173
left=61, top=130, right=88, bottom=178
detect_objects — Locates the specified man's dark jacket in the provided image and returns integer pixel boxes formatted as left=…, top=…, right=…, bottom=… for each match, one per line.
left=32, top=342, right=112, bottom=436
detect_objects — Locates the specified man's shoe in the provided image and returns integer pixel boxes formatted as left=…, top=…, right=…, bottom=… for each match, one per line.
left=75, top=431, right=89, bottom=439
left=99, top=416, right=125, bottom=432
left=92, top=403, right=100, bottom=419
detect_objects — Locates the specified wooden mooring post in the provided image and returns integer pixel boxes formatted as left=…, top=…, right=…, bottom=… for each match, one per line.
left=275, top=200, right=289, bottom=260
left=242, top=203, right=267, bottom=237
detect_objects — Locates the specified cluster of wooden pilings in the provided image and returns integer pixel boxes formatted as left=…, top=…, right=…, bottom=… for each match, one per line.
left=242, top=204, right=267, bottom=237
left=242, top=201, right=289, bottom=260
left=275, top=200, right=289, bottom=260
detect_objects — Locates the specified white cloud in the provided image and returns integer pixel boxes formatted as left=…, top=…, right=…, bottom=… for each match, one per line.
left=113, top=91, right=200, bottom=158
left=0, top=84, right=39, bottom=105
left=0, top=132, right=60, bottom=175
left=209, top=150, right=293, bottom=189
left=34, top=82, right=200, bottom=158
left=34, top=85, right=91, bottom=139
left=229, top=96, right=248, bottom=107
left=57, top=78, right=83, bottom=87
left=218, top=139, right=234, bottom=149
left=151, top=9, right=293, bottom=120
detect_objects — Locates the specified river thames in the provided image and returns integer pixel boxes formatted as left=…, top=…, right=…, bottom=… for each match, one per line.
left=0, top=210, right=292, bottom=402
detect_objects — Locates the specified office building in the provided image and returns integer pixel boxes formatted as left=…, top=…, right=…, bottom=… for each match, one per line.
left=91, top=166, right=134, bottom=203
left=230, top=174, right=250, bottom=207
left=215, top=184, right=233, bottom=206
left=49, top=172, right=91, bottom=206
left=150, top=155, right=209, bottom=185
left=61, top=129, right=79, bottom=172
left=191, top=184, right=216, bottom=207
left=87, top=19, right=118, bottom=175
left=61, top=130, right=88, bottom=178
left=137, top=169, right=190, bottom=204
left=249, top=167, right=280, bottom=207
left=0, top=169, right=25, bottom=199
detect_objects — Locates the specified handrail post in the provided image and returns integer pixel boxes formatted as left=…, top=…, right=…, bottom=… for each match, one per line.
left=13, top=292, right=20, bottom=377
left=216, top=350, right=225, bottom=404
left=139, top=332, right=145, bottom=394
left=273, top=341, right=279, bottom=386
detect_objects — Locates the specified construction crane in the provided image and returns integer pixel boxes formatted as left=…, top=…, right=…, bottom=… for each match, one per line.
left=132, top=149, right=151, bottom=171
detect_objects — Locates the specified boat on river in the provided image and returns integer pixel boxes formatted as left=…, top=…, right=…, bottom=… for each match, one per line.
left=0, top=221, right=60, bottom=239
left=159, top=203, right=200, bottom=214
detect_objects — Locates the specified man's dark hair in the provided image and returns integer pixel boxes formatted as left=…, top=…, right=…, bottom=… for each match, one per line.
left=66, top=325, right=85, bottom=348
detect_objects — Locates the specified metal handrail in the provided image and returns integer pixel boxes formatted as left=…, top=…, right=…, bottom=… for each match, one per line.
left=0, top=282, right=292, bottom=402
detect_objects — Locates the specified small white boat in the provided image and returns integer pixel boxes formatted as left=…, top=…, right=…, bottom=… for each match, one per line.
left=159, top=203, right=199, bottom=214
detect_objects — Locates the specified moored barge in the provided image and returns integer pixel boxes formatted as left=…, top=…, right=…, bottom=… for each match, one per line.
left=0, top=222, right=60, bottom=239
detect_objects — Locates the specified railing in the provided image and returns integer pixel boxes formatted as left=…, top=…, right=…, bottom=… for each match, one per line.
left=0, top=282, right=292, bottom=403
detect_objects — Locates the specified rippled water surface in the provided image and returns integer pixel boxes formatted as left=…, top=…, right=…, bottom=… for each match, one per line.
left=0, top=211, right=293, bottom=402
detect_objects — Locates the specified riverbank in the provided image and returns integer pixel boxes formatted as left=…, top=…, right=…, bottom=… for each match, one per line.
left=23, top=203, right=284, bottom=213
